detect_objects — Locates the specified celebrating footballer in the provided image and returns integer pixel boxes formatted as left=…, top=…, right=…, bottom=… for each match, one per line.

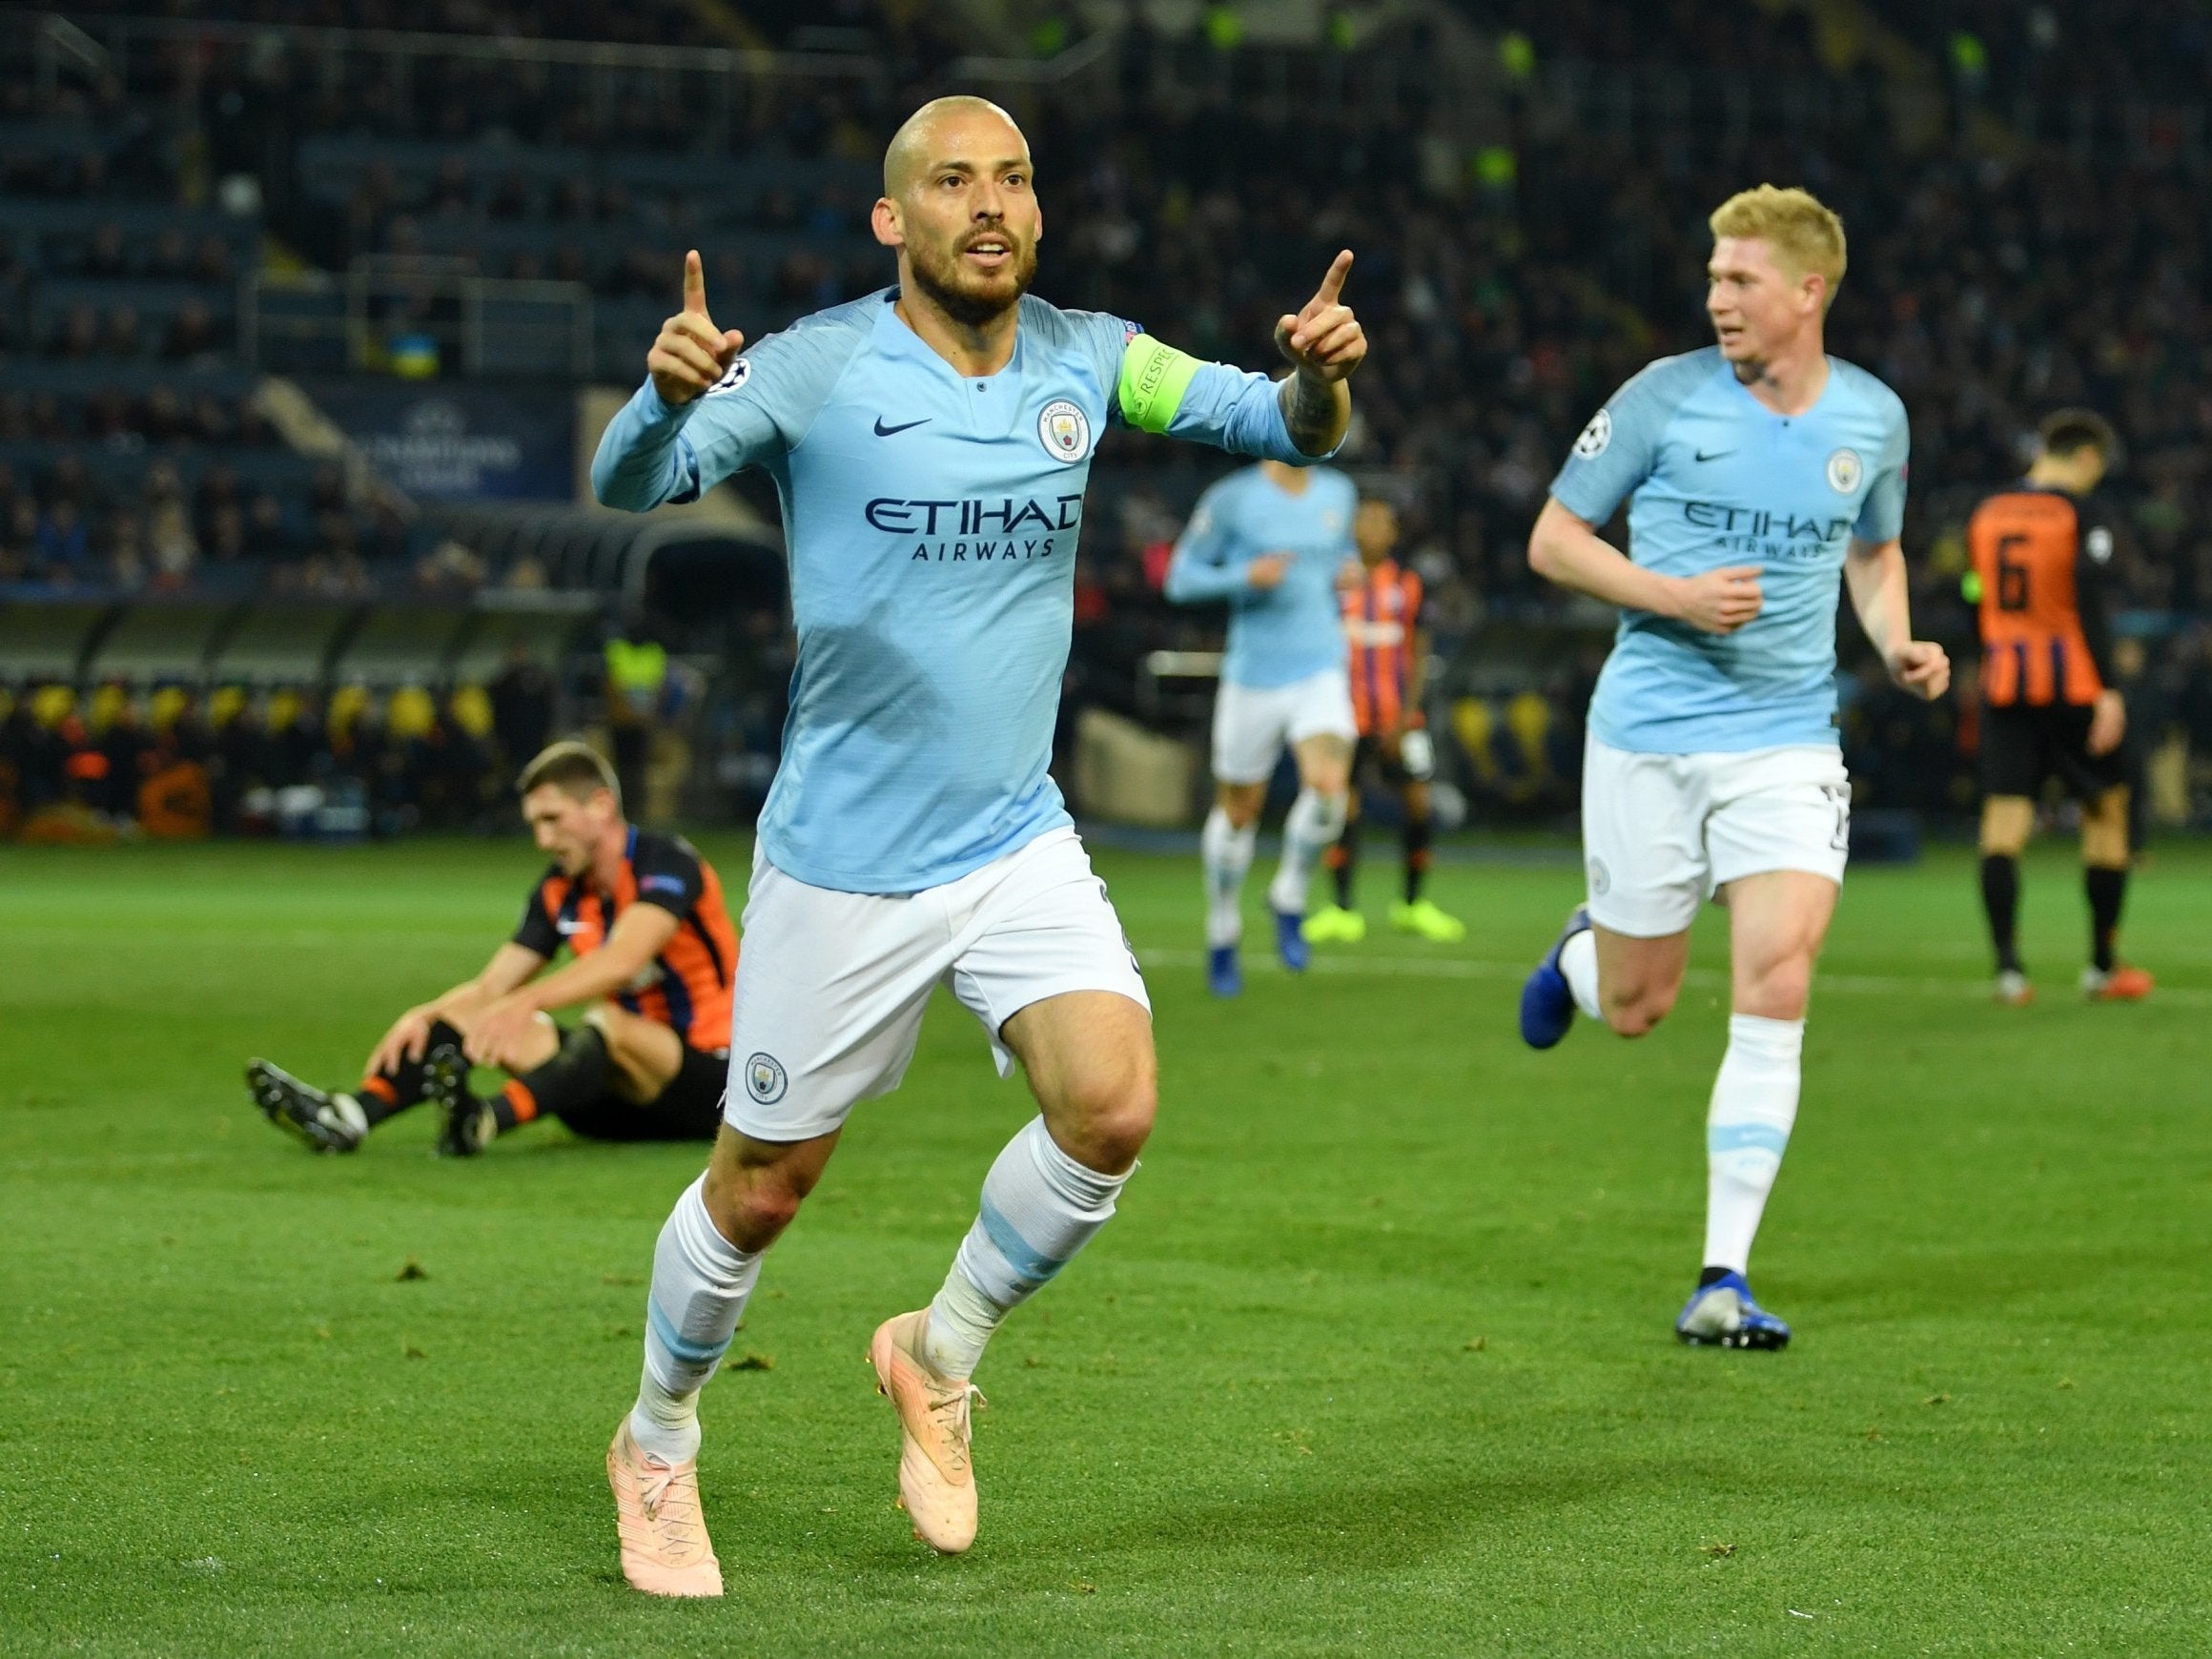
left=589, top=93, right=1364, bottom=1593
left=1516, top=186, right=1948, bottom=1351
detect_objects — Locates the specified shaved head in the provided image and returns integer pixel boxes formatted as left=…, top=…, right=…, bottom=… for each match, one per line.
left=882, top=95, right=1025, bottom=196
left=872, top=94, right=1042, bottom=330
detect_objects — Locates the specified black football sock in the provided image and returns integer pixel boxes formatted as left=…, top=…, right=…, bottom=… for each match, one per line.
left=355, top=1017, right=464, bottom=1126
left=1328, top=816, right=1360, bottom=911
left=1698, top=1265, right=1733, bottom=1288
left=1403, top=814, right=1434, bottom=904
left=2084, top=864, right=2127, bottom=973
left=501, top=1023, right=613, bottom=1133
left=1978, top=854, right=2022, bottom=974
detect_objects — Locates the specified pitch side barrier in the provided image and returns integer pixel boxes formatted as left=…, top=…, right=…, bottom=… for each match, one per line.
left=0, top=585, right=593, bottom=690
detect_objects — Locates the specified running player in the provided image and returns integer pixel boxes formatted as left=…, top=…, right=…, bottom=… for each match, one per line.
left=589, top=95, right=1364, bottom=1592
left=1515, top=186, right=1949, bottom=1350
left=1164, top=458, right=1358, bottom=994
left=247, top=741, right=736, bottom=1157
left=1967, top=408, right=2152, bottom=1005
left=1304, top=495, right=1465, bottom=944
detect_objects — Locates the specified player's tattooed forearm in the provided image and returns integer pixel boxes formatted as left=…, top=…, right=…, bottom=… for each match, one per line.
left=1281, top=369, right=1341, bottom=455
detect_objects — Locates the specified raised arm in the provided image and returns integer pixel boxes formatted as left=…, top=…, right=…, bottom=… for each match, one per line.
left=1116, top=252, right=1364, bottom=464
left=592, top=251, right=748, bottom=512
left=1273, top=250, right=1364, bottom=457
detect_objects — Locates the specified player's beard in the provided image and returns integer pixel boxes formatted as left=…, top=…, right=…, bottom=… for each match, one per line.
left=905, top=228, right=1038, bottom=328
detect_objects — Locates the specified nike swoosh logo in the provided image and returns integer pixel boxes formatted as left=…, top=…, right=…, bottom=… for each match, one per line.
left=1694, top=448, right=1735, bottom=462
left=874, top=417, right=930, bottom=437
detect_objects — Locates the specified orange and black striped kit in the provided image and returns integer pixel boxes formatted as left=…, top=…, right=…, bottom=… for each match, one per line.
left=512, top=828, right=738, bottom=1051
left=1967, top=488, right=2108, bottom=707
left=1342, top=559, right=1423, bottom=735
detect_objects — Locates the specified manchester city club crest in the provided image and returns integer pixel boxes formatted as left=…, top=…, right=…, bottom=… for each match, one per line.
left=1037, top=399, right=1092, bottom=463
left=744, top=1051, right=788, bottom=1104
left=1826, top=446, right=1863, bottom=494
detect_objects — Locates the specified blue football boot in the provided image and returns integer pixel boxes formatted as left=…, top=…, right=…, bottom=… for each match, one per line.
left=1517, top=905, right=1590, bottom=1050
left=1674, top=1271, right=1792, bottom=1350
left=1207, top=944, right=1243, bottom=998
left=1272, top=907, right=1311, bottom=973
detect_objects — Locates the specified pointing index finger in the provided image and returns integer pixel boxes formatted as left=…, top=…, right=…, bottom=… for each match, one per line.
left=1313, top=249, right=1353, bottom=307
left=683, top=249, right=707, bottom=317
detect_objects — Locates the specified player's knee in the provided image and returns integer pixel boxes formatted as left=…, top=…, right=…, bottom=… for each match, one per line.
left=1736, top=955, right=1813, bottom=1021
left=1980, top=796, right=2033, bottom=857
left=2081, top=790, right=2130, bottom=866
left=1056, top=1066, right=1156, bottom=1174
left=701, top=1156, right=808, bottom=1251
left=1602, top=981, right=1675, bottom=1037
left=1304, top=785, right=1348, bottom=838
left=582, top=1004, right=638, bottom=1058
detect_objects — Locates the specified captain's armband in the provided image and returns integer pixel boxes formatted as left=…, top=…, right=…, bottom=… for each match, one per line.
left=1116, top=334, right=1204, bottom=435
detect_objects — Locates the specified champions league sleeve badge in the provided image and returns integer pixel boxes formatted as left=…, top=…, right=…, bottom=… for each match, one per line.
left=704, top=358, right=752, bottom=397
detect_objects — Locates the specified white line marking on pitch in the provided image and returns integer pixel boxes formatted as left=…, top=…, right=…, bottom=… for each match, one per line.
left=1134, top=949, right=2212, bottom=1007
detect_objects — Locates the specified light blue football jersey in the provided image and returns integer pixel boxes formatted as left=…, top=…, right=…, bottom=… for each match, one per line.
left=1162, top=464, right=1357, bottom=688
left=1549, top=346, right=1910, bottom=753
left=593, top=287, right=1322, bottom=893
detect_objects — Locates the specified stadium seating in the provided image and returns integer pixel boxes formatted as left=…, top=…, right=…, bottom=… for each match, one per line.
left=6, top=3, right=2212, bottom=834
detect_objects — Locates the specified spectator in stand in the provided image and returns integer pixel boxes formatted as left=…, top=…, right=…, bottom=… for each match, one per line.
left=83, top=387, right=133, bottom=440
left=204, top=502, right=249, bottom=570
left=490, top=642, right=557, bottom=775
left=35, top=499, right=91, bottom=580
left=143, top=463, right=199, bottom=588
left=149, top=226, right=192, bottom=279
left=246, top=492, right=292, bottom=561
left=81, top=221, right=129, bottom=277
left=163, top=299, right=220, bottom=362
left=108, top=510, right=146, bottom=588
left=141, top=384, right=186, bottom=442
left=102, top=307, right=142, bottom=358
left=52, top=305, right=99, bottom=359
left=1, top=499, right=37, bottom=583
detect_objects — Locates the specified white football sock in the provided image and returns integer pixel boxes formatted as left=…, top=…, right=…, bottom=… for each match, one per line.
left=630, top=1174, right=762, bottom=1464
left=1559, top=927, right=1602, bottom=1020
left=1200, top=806, right=1258, bottom=949
left=328, top=1093, right=371, bottom=1136
left=924, top=1116, right=1132, bottom=1380
left=1267, top=787, right=1346, bottom=915
left=1702, top=1013, right=1804, bottom=1274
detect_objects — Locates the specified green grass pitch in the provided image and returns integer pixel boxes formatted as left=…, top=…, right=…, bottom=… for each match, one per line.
left=2, top=833, right=2207, bottom=1655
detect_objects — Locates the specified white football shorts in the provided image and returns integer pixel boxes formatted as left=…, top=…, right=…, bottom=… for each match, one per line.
left=1211, top=667, right=1358, bottom=784
left=1581, top=736, right=1851, bottom=937
left=724, top=826, right=1150, bottom=1141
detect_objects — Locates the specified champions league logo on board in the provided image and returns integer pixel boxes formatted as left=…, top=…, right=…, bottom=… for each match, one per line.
left=1038, top=399, right=1091, bottom=463
left=1825, top=447, right=1862, bottom=494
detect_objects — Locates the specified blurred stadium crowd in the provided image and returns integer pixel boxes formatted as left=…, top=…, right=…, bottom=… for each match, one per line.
left=5, top=0, right=2212, bottom=835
